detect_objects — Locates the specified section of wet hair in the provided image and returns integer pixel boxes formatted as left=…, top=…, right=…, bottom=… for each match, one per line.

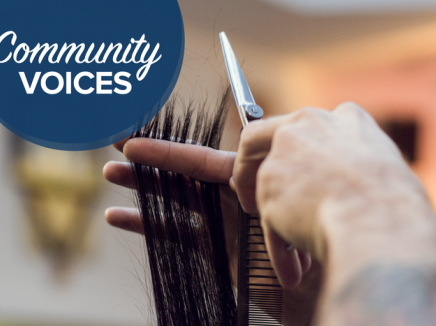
left=131, top=88, right=237, bottom=326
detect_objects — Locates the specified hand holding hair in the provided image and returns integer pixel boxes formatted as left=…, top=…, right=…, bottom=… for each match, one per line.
left=103, top=138, right=237, bottom=234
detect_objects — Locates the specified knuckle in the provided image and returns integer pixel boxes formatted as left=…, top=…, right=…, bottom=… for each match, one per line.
left=335, top=101, right=361, bottom=112
left=288, top=106, right=330, bottom=124
left=334, top=102, right=379, bottom=131
left=335, top=101, right=370, bottom=119
left=301, top=106, right=323, bottom=115
left=272, top=124, right=306, bottom=152
left=274, top=124, right=293, bottom=140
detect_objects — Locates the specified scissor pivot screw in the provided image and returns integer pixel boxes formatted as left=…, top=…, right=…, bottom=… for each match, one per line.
left=245, top=104, right=264, bottom=120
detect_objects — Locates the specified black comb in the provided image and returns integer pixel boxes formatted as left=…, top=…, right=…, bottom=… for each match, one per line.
left=237, top=205, right=283, bottom=326
left=219, top=30, right=283, bottom=326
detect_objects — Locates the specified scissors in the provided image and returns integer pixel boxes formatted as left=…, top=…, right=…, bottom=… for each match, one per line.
left=219, top=32, right=264, bottom=127
left=221, top=32, right=285, bottom=326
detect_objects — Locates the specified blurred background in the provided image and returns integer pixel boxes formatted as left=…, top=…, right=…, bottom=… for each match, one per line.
left=1, top=0, right=436, bottom=325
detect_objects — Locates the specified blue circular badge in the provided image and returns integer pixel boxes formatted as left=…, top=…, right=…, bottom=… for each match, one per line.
left=0, top=0, right=184, bottom=150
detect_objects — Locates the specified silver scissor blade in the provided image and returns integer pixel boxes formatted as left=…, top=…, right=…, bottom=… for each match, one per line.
left=220, top=32, right=256, bottom=108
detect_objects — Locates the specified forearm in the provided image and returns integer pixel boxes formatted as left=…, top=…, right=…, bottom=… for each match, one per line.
left=316, top=180, right=436, bottom=326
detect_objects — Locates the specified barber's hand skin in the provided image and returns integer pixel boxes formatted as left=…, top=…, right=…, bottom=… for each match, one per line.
left=234, top=102, right=436, bottom=326
left=233, top=103, right=415, bottom=276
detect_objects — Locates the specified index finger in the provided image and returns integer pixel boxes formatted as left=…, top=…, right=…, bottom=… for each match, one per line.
left=233, top=116, right=291, bottom=212
left=123, top=137, right=236, bottom=184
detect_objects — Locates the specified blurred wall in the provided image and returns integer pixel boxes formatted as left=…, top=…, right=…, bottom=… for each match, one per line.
left=1, top=0, right=436, bottom=325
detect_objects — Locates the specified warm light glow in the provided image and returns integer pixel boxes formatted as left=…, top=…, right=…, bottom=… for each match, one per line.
left=278, top=21, right=436, bottom=205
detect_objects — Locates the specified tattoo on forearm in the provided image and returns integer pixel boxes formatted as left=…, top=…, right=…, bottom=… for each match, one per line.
left=335, top=265, right=436, bottom=326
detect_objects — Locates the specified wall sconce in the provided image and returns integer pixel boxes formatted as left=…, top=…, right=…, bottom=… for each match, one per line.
left=15, top=145, right=102, bottom=277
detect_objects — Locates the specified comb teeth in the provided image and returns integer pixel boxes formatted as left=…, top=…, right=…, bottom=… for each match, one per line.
left=248, top=289, right=283, bottom=325
left=238, top=208, right=283, bottom=326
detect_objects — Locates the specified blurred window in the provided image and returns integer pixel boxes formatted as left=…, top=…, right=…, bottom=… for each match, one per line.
left=380, top=120, right=418, bottom=163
